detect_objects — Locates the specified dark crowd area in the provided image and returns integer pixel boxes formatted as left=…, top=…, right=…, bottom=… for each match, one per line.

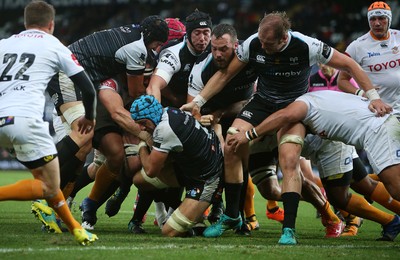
left=0, top=0, right=397, bottom=168
left=1, top=0, right=399, bottom=51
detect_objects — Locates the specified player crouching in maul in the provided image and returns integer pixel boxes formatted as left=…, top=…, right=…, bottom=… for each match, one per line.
left=129, top=95, right=224, bottom=237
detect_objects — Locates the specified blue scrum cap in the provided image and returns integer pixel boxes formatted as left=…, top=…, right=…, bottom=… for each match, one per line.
left=130, top=95, right=163, bottom=126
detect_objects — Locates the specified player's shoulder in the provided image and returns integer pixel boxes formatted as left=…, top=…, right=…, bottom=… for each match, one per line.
left=350, top=32, right=372, bottom=45
left=161, top=40, right=185, bottom=55
left=290, top=31, right=321, bottom=46
left=389, top=29, right=400, bottom=38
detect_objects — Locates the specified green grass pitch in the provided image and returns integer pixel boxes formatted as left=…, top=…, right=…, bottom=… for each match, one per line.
left=0, top=170, right=400, bottom=259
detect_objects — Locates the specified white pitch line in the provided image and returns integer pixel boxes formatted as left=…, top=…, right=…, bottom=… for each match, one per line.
left=1, top=244, right=399, bottom=253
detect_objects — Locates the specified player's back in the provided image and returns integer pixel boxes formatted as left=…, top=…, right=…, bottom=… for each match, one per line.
left=68, top=25, right=143, bottom=84
left=298, top=91, right=389, bottom=148
left=0, top=29, right=82, bottom=118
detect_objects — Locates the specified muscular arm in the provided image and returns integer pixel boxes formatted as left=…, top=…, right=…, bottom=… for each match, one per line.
left=337, top=71, right=360, bottom=95
left=139, top=146, right=168, bottom=178
left=201, top=55, right=246, bottom=100
left=254, top=101, right=308, bottom=137
left=228, top=101, right=308, bottom=150
left=326, top=50, right=372, bottom=91
left=98, top=89, right=150, bottom=141
left=326, top=49, right=391, bottom=116
left=181, top=55, right=246, bottom=112
left=146, top=72, right=168, bottom=102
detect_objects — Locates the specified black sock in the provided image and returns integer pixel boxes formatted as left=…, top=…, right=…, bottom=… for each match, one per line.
left=224, top=182, right=243, bottom=218
left=281, top=192, right=301, bottom=229
left=161, top=187, right=183, bottom=210
left=118, top=170, right=133, bottom=194
left=60, top=155, right=84, bottom=189
left=131, top=190, right=154, bottom=222
left=56, top=135, right=80, bottom=166
left=69, top=164, right=94, bottom=198
left=97, top=179, right=120, bottom=207
left=239, top=173, right=248, bottom=217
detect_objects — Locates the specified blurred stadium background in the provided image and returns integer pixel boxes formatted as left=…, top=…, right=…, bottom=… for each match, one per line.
left=0, top=0, right=397, bottom=169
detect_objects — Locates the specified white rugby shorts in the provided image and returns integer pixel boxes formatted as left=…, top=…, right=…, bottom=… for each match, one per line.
left=0, top=117, right=57, bottom=162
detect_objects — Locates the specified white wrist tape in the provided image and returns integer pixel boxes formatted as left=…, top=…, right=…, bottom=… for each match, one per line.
left=227, top=127, right=239, bottom=135
left=366, top=89, right=380, bottom=100
left=193, top=95, right=207, bottom=108
left=355, top=89, right=365, bottom=96
left=124, top=144, right=139, bottom=156
left=138, top=141, right=147, bottom=150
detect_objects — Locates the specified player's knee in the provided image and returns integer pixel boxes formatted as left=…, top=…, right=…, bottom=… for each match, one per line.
left=164, top=208, right=195, bottom=236
left=39, top=180, right=60, bottom=199
left=250, top=164, right=277, bottom=186
left=105, top=152, right=125, bottom=172
left=279, top=134, right=304, bottom=147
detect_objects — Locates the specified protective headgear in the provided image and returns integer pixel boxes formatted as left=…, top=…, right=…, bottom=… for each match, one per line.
left=130, top=95, right=163, bottom=126
left=368, top=1, right=392, bottom=28
left=165, top=18, right=186, bottom=41
left=185, top=9, right=212, bottom=46
left=140, top=15, right=169, bottom=45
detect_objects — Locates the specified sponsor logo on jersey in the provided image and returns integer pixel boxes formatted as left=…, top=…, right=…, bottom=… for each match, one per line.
left=187, top=188, right=201, bottom=198
left=311, top=83, right=325, bottom=87
left=367, top=59, right=400, bottom=72
left=100, top=79, right=118, bottom=91
left=15, top=33, right=43, bottom=39
left=139, top=53, right=146, bottom=63
left=241, top=110, right=253, bottom=119
left=392, top=46, right=399, bottom=54
left=0, top=116, right=14, bottom=127
left=236, top=45, right=244, bottom=60
left=318, top=130, right=328, bottom=138
left=51, top=93, right=59, bottom=106
left=290, top=57, right=299, bottom=65
left=256, top=55, right=265, bottom=63
left=321, top=43, right=332, bottom=59
left=71, top=54, right=81, bottom=66
left=13, top=85, right=25, bottom=91
left=183, top=63, right=192, bottom=72
left=160, top=56, right=176, bottom=70
left=344, top=157, right=352, bottom=165
left=271, top=70, right=302, bottom=77
left=119, top=26, right=131, bottom=33
left=43, top=155, right=54, bottom=162
left=367, top=52, right=381, bottom=57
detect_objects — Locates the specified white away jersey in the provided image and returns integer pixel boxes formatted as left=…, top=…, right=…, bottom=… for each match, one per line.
left=0, top=29, right=83, bottom=119
left=297, top=91, right=389, bottom=149
left=345, top=29, right=400, bottom=110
